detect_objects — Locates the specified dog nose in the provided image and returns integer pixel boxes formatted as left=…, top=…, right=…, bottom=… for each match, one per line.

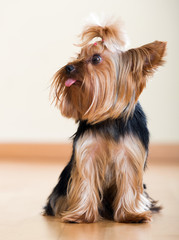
left=65, top=65, right=75, bottom=73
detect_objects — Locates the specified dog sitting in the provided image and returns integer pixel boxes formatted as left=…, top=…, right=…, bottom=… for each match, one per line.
left=44, top=19, right=166, bottom=223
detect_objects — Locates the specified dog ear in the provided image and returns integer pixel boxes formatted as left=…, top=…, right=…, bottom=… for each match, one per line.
left=117, top=41, right=167, bottom=110
left=79, top=22, right=129, bottom=52
left=128, top=41, right=167, bottom=76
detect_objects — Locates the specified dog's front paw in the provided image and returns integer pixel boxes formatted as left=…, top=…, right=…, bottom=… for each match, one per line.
left=61, top=210, right=100, bottom=223
left=114, top=210, right=152, bottom=223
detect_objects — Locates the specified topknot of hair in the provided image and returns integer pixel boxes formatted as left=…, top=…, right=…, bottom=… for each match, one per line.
left=78, top=14, right=130, bottom=52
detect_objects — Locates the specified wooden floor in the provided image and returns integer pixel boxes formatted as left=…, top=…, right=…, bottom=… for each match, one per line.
left=0, top=159, right=179, bottom=240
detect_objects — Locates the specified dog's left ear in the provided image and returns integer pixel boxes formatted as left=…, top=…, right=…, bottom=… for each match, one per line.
left=128, top=41, right=167, bottom=76
left=119, top=41, right=167, bottom=104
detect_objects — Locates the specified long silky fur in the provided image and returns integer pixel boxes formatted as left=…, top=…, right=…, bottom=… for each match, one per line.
left=44, top=19, right=166, bottom=223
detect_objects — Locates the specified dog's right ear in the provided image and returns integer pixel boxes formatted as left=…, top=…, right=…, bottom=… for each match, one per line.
left=78, top=21, right=129, bottom=52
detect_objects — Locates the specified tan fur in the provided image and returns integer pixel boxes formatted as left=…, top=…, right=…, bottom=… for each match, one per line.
left=78, top=20, right=128, bottom=51
left=54, top=132, right=151, bottom=223
left=50, top=20, right=166, bottom=223
left=51, top=23, right=166, bottom=124
left=60, top=133, right=107, bottom=222
left=113, top=135, right=151, bottom=223
left=54, top=196, right=68, bottom=216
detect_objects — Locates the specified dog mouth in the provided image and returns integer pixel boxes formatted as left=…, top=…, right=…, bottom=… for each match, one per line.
left=65, top=78, right=81, bottom=87
left=65, top=78, right=76, bottom=87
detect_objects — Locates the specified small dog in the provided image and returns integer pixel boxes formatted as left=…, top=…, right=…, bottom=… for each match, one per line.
left=44, top=19, right=166, bottom=223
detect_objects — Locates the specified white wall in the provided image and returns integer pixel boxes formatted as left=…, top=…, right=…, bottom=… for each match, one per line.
left=0, top=0, right=178, bottom=143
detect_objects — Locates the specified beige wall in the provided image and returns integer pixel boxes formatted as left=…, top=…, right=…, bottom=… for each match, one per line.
left=0, top=0, right=178, bottom=143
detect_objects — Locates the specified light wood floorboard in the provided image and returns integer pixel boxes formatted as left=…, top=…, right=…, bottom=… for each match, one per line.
left=0, top=159, right=179, bottom=240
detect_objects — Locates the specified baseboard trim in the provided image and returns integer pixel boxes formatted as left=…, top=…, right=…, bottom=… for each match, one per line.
left=0, top=143, right=72, bottom=163
left=148, top=144, right=179, bottom=164
left=0, top=143, right=178, bottom=164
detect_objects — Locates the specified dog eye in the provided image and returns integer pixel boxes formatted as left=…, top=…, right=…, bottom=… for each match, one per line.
left=91, top=54, right=102, bottom=65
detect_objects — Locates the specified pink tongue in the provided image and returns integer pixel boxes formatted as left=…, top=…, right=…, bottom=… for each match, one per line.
left=65, top=79, right=77, bottom=87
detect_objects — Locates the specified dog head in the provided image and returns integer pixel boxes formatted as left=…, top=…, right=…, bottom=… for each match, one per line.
left=51, top=20, right=166, bottom=124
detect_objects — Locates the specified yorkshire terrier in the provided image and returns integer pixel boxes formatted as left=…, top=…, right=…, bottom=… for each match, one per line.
left=44, top=19, right=166, bottom=223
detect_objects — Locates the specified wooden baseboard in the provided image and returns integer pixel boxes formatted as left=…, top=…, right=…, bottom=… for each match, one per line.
left=0, top=143, right=72, bottom=163
left=148, top=144, right=179, bottom=164
left=0, top=143, right=178, bottom=164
